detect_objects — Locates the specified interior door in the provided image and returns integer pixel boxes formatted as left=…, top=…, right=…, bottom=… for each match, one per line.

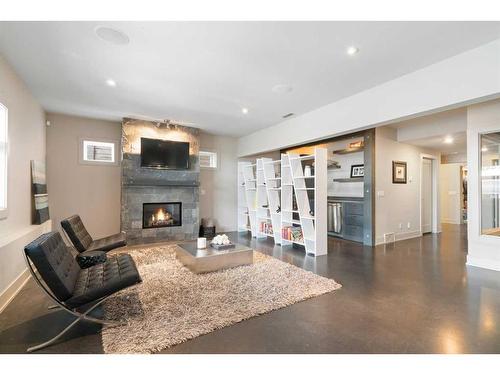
left=421, top=158, right=433, bottom=234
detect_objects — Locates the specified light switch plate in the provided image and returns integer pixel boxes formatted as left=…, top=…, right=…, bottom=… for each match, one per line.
left=377, top=191, right=385, bottom=197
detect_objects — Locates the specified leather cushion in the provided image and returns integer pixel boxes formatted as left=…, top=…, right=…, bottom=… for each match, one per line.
left=76, top=251, right=107, bottom=269
left=87, top=232, right=127, bottom=253
left=61, top=215, right=93, bottom=253
left=65, top=253, right=141, bottom=308
left=24, top=232, right=80, bottom=301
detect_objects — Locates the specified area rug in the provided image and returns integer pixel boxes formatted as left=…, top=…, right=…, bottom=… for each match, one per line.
left=101, top=244, right=341, bottom=353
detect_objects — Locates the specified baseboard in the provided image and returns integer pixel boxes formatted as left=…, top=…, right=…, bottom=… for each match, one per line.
left=466, top=255, right=500, bottom=272
left=0, top=268, right=30, bottom=314
left=441, top=219, right=461, bottom=225
left=375, top=230, right=422, bottom=245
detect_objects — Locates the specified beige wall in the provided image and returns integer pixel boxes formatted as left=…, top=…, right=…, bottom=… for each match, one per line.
left=0, top=55, right=47, bottom=298
left=199, top=132, right=238, bottom=232
left=46, top=113, right=122, bottom=239
left=375, top=126, right=441, bottom=244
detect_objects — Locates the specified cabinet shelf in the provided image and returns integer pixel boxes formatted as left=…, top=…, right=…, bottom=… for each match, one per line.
left=332, top=177, right=364, bottom=183
left=332, top=147, right=364, bottom=155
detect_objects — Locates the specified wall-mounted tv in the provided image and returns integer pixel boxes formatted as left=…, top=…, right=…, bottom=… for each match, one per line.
left=140, top=137, right=190, bottom=170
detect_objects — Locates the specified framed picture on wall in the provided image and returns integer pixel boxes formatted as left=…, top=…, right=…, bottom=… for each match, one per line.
left=392, top=161, right=407, bottom=184
left=350, top=164, right=364, bottom=178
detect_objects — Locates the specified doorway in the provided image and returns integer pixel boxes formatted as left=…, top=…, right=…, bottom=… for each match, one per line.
left=420, top=155, right=439, bottom=234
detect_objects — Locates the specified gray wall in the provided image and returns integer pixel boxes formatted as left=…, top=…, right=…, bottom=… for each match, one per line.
left=0, top=55, right=46, bottom=297
left=46, top=113, right=122, bottom=239
left=199, top=132, right=238, bottom=232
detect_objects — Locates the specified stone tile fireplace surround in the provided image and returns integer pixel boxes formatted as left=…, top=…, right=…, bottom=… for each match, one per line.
left=121, top=118, right=200, bottom=245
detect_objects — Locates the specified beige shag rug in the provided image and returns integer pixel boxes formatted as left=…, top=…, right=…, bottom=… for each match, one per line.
left=101, top=244, right=341, bottom=353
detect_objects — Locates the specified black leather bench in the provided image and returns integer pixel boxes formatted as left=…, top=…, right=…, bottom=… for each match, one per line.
left=24, top=231, right=142, bottom=352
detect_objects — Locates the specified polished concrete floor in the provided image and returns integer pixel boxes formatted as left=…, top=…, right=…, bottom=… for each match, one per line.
left=1, top=224, right=500, bottom=353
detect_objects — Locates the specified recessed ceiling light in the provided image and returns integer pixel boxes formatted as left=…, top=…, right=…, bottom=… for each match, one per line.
left=106, top=79, right=117, bottom=87
left=443, top=136, right=454, bottom=144
left=241, top=108, right=249, bottom=115
left=346, top=46, right=359, bottom=56
left=95, top=27, right=130, bottom=45
left=272, top=84, right=294, bottom=94
left=482, top=147, right=488, bottom=152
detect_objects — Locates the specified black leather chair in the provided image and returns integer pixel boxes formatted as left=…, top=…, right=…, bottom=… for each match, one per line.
left=24, top=231, right=142, bottom=352
left=61, top=214, right=127, bottom=253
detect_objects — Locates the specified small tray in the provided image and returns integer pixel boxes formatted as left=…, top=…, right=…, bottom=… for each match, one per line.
left=210, top=242, right=236, bottom=250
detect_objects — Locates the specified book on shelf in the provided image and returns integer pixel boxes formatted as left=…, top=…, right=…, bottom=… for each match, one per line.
left=259, top=221, right=273, bottom=235
left=281, top=226, right=303, bottom=243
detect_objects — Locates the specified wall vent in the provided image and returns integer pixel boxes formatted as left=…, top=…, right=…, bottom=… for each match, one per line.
left=384, top=232, right=396, bottom=244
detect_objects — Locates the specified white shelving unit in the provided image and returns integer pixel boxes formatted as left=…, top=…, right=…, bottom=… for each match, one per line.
left=281, top=148, right=327, bottom=256
left=239, top=161, right=258, bottom=237
left=237, top=162, right=251, bottom=232
left=237, top=148, right=327, bottom=256
left=262, top=158, right=282, bottom=245
left=256, top=158, right=272, bottom=239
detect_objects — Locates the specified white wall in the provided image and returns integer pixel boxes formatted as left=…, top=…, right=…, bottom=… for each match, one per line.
left=46, top=113, right=122, bottom=239
left=199, top=132, right=238, bottom=232
left=0, top=55, right=48, bottom=303
left=439, top=163, right=463, bottom=225
left=467, top=99, right=500, bottom=271
left=375, top=127, right=441, bottom=244
left=395, top=108, right=467, bottom=143
left=238, top=39, right=500, bottom=157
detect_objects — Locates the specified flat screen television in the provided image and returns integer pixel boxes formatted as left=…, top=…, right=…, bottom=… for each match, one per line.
left=140, top=137, right=190, bottom=169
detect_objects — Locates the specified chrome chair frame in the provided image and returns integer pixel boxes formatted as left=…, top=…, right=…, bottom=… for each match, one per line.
left=23, top=252, right=125, bottom=353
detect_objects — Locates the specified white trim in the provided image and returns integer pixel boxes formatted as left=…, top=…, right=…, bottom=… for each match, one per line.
left=375, top=230, right=422, bottom=245
left=467, top=255, right=500, bottom=272
left=0, top=102, right=8, bottom=219
left=0, top=268, right=30, bottom=314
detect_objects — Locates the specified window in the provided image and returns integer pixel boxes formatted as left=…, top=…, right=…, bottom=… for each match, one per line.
left=80, top=138, right=118, bottom=165
left=199, top=150, right=218, bottom=169
left=0, top=103, right=7, bottom=219
left=480, top=131, right=500, bottom=236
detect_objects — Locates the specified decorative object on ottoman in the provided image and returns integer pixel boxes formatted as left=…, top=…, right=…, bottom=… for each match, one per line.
left=211, top=234, right=235, bottom=250
left=197, top=237, right=207, bottom=249
left=76, top=250, right=107, bottom=269
left=31, top=160, right=50, bottom=224
left=199, top=218, right=216, bottom=239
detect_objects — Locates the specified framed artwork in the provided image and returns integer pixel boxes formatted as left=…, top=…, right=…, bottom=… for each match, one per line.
left=31, top=160, right=50, bottom=224
left=392, top=161, right=407, bottom=184
left=350, top=164, right=364, bottom=178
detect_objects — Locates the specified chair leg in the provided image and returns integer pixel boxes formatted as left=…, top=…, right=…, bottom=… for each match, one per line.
left=27, top=296, right=120, bottom=353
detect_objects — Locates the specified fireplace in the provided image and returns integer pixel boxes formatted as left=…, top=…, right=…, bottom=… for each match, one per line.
left=143, top=202, right=182, bottom=229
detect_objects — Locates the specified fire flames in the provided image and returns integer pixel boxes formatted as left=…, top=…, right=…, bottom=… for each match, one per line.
left=150, top=208, right=174, bottom=226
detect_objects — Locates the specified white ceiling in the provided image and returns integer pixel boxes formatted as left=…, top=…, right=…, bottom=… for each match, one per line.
left=402, top=131, right=467, bottom=155
left=0, top=21, right=499, bottom=137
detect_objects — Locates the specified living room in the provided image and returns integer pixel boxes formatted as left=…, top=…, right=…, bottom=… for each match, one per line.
left=1, top=1, right=500, bottom=373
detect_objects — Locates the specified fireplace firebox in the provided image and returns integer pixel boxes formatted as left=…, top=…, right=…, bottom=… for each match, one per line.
left=143, top=202, right=182, bottom=229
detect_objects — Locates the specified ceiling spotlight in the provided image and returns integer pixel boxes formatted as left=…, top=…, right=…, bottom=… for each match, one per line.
left=105, top=79, right=117, bottom=87
left=241, top=108, right=249, bottom=115
left=482, top=147, right=488, bottom=152
left=443, top=136, right=454, bottom=144
left=95, top=27, right=130, bottom=45
left=347, top=46, right=359, bottom=56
